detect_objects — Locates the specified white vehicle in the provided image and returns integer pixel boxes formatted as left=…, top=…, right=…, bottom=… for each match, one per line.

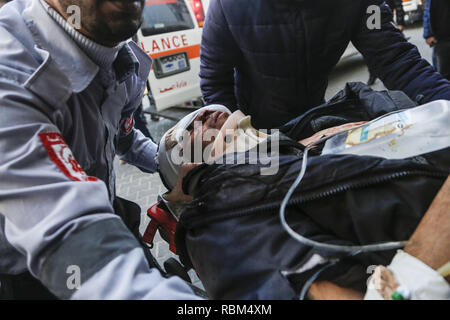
left=136, top=0, right=208, bottom=113
left=402, top=0, right=423, bottom=24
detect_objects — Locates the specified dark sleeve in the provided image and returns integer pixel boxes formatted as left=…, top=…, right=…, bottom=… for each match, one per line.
left=199, top=0, right=242, bottom=109
left=352, top=0, right=450, bottom=104
left=423, top=0, right=434, bottom=39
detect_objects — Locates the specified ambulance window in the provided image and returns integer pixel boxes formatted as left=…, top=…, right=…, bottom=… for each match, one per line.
left=141, top=0, right=195, bottom=36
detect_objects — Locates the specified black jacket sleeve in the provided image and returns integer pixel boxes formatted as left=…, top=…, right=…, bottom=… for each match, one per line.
left=353, top=0, right=450, bottom=104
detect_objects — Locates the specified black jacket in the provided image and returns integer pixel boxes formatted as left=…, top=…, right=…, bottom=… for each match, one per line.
left=200, top=0, right=450, bottom=129
left=176, top=83, right=450, bottom=299
left=430, top=0, right=450, bottom=40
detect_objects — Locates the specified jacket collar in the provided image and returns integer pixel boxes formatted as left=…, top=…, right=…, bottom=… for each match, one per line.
left=119, top=40, right=152, bottom=84
left=21, top=0, right=151, bottom=107
left=22, top=0, right=100, bottom=94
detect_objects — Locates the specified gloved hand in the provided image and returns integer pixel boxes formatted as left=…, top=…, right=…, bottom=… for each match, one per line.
left=365, top=250, right=450, bottom=300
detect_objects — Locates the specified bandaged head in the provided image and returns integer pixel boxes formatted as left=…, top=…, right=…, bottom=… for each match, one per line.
left=158, top=105, right=232, bottom=190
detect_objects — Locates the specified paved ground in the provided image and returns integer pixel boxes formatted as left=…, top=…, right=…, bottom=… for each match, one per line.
left=114, top=24, right=433, bottom=291
left=114, top=157, right=205, bottom=288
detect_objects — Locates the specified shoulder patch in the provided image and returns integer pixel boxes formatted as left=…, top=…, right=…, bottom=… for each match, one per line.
left=120, top=115, right=135, bottom=135
left=38, top=132, right=98, bottom=182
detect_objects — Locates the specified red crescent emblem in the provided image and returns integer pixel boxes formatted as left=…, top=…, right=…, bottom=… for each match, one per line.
left=121, top=116, right=135, bottom=134
left=39, top=132, right=98, bottom=182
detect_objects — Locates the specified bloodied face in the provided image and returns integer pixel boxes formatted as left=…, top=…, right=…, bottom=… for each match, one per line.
left=186, top=109, right=230, bottom=152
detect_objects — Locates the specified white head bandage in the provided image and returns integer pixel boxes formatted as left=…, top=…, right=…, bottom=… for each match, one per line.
left=158, top=105, right=231, bottom=190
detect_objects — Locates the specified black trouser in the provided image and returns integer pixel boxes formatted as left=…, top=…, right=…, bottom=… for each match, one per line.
left=435, top=39, right=450, bottom=80
left=0, top=197, right=160, bottom=300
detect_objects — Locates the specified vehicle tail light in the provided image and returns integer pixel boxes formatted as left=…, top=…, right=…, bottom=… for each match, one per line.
left=189, top=0, right=205, bottom=27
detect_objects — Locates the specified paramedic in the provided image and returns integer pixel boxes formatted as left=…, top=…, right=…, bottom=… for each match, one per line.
left=0, top=0, right=198, bottom=299
left=200, top=0, right=450, bottom=129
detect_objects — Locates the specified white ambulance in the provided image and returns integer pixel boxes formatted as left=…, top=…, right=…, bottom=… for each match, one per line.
left=136, top=0, right=209, bottom=113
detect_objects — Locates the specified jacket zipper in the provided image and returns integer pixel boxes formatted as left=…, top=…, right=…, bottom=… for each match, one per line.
left=187, top=169, right=448, bottom=227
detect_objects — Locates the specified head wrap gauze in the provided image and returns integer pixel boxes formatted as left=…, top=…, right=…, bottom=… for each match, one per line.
left=158, top=105, right=231, bottom=190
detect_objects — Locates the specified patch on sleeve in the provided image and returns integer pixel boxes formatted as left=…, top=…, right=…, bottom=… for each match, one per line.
left=38, top=132, right=98, bottom=182
left=120, top=115, right=135, bottom=134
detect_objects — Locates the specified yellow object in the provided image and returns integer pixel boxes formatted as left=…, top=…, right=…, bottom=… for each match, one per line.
left=345, top=121, right=405, bottom=147
left=437, top=262, right=450, bottom=278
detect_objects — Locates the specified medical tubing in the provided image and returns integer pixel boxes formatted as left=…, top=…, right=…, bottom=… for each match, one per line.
left=279, top=143, right=408, bottom=254
left=299, top=259, right=339, bottom=300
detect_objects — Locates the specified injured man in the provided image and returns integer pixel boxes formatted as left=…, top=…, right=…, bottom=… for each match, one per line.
left=147, top=84, right=450, bottom=300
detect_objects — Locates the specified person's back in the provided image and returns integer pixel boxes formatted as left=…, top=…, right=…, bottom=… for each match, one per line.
left=200, top=0, right=450, bottom=129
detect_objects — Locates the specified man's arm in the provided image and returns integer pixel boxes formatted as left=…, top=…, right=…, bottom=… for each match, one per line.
left=117, top=126, right=159, bottom=173
left=422, top=0, right=437, bottom=47
left=364, top=176, right=450, bottom=300
left=0, top=78, right=198, bottom=300
left=116, top=72, right=158, bottom=173
left=404, top=176, right=450, bottom=275
left=199, top=0, right=242, bottom=110
left=352, top=1, right=450, bottom=103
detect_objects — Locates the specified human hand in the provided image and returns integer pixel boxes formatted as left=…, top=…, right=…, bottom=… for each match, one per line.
left=397, top=25, right=404, bottom=32
left=163, top=163, right=200, bottom=203
left=426, top=36, right=437, bottom=47
left=370, top=266, right=400, bottom=300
